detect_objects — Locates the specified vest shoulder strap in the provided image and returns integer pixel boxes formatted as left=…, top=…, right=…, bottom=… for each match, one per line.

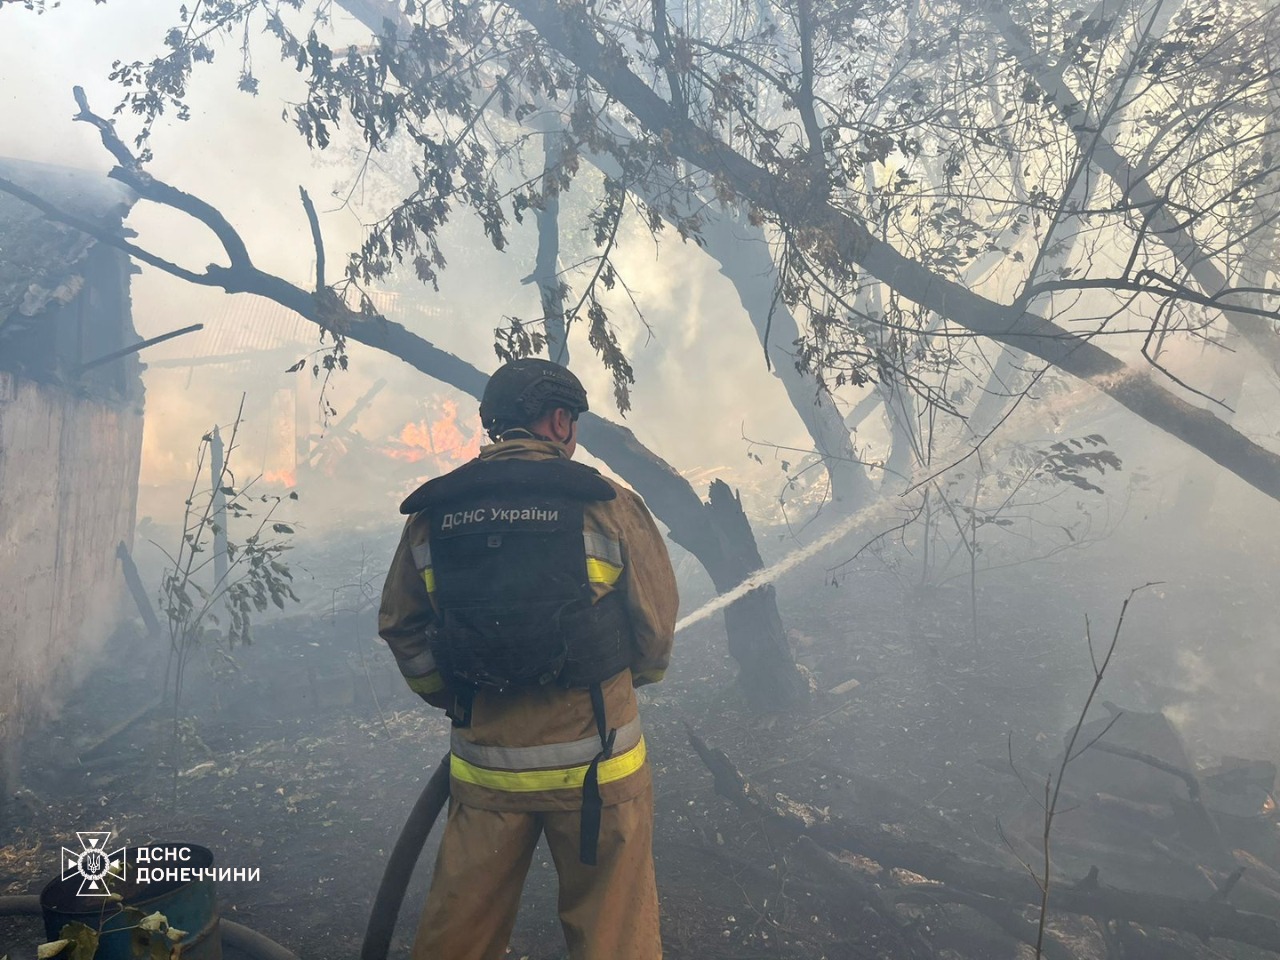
left=400, top=456, right=616, bottom=515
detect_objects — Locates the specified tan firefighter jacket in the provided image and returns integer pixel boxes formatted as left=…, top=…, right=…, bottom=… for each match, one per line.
left=378, top=437, right=679, bottom=811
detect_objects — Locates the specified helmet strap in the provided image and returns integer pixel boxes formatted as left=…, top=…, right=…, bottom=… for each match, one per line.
left=496, top=426, right=567, bottom=447
left=496, top=427, right=539, bottom=442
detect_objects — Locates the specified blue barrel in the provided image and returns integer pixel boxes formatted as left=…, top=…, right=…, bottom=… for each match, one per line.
left=40, top=842, right=221, bottom=959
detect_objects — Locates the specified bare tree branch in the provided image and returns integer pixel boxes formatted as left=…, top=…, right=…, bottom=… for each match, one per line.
left=299, top=186, right=325, bottom=293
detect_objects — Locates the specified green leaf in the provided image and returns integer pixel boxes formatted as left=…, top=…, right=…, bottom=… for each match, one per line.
left=58, top=923, right=99, bottom=960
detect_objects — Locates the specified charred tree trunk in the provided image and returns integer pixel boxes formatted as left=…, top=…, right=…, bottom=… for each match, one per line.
left=704, top=480, right=808, bottom=709
left=576, top=424, right=808, bottom=709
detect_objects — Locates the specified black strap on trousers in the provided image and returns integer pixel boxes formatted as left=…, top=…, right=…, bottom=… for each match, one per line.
left=579, top=681, right=616, bottom=866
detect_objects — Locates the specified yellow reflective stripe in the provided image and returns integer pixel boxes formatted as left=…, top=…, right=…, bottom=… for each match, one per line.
left=420, top=568, right=436, bottom=593
left=583, top=532, right=622, bottom=567
left=449, top=737, right=647, bottom=792
left=407, top=672, right=444, bottom=695
left=585, top=556, right=622, bottom=586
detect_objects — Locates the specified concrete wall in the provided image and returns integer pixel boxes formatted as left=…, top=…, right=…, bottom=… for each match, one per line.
left=0, top=370, right=143, bottom=790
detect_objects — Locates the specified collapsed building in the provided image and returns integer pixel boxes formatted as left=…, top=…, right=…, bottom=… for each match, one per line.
left=0, top=158, right=144, bottom=798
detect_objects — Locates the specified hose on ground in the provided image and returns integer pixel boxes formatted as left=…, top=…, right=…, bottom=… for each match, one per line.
left=221, top=918, right=301, bottom=960
left=0, top=894, right=40, bottom=916
left=360, top=752, right=452, bottom=960
left=0, top=895, right=299, bottom=960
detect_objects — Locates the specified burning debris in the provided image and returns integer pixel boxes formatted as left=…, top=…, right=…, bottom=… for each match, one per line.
left=380, top=399, right=482, bottom=469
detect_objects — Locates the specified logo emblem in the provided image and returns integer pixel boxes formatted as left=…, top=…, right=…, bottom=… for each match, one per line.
left=61, top=831, right=126, bottom=896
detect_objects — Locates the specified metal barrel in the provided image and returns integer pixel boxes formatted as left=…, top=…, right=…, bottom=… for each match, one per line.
left=40, top=842, right=221, bottom=959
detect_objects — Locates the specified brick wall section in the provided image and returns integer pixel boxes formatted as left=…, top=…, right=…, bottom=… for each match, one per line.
left=0, top=371, right=143, bottom=790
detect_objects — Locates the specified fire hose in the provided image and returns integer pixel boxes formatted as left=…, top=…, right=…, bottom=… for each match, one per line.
left=359, top=752, right=452, bottom=960
left=0, top=753, right=451, bottom=960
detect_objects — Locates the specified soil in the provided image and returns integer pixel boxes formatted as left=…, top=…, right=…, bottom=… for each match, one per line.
left=3, top=515, right=1279, bottom=960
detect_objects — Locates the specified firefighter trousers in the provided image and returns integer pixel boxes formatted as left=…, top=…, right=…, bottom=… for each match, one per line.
left=411, top=783, right=661, bottom=960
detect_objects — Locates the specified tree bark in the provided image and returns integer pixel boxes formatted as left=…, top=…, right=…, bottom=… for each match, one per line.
left=529, top=128, right=569, bottom=363
left=573, top=426, right=809, bottom=707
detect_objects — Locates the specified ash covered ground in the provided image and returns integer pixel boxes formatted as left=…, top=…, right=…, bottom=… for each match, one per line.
left=3, top=510, right=1279, bottom=960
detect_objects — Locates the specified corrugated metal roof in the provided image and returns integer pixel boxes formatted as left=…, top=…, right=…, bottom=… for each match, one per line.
left=199, top=294, right=325, bottom=356
left=152, top=289, right=402, bottom=366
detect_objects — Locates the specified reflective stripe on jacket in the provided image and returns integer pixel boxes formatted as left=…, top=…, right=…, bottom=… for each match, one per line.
left=450, top=716, right=646, bottom=793
left=378, top=437, right=678, bottom=811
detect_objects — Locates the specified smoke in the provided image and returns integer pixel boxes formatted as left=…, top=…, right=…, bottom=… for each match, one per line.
left=674, top=505, right=869, bottom=633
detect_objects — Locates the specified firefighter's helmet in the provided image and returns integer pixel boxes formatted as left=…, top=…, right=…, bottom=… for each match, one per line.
left=480, top=359, right=589, bottom=437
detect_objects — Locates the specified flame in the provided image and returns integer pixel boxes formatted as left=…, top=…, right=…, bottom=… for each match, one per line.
left=383, top=399, right=482, bottom=467
left=263, top=468, right=297, bottom=488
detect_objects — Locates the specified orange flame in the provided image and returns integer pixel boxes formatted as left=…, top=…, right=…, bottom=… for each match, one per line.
left=263, top=468, right=297, bottom=488
left=383, top=399, right=482, bottom=467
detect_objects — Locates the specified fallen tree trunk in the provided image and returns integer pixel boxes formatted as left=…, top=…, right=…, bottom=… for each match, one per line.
left=688, top=729, right=1280, bottom=953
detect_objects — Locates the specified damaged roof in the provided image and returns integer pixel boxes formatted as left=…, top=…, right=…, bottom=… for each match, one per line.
left=0, top=157, right=136, bottom=327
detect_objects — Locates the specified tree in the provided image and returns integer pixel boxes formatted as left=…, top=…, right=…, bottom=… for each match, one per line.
left=5, top=0, right=1280, bottom=700
left=520, top=0, right=1278, bottom=494
left=177, top=0, right=1276, bottom=499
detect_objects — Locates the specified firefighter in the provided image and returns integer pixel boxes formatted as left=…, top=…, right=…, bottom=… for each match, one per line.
left=378, top=358, right=679, bottom=960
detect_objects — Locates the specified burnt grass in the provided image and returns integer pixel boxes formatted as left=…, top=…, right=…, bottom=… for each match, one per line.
left=3, top=518, right=1279, bottom=960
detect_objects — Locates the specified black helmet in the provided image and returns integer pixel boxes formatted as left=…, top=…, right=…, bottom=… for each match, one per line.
left=480, top=359, right=589, bottom=436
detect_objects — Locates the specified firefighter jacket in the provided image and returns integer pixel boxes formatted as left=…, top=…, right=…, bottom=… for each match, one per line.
left=378, top=437, right=678, bottom=812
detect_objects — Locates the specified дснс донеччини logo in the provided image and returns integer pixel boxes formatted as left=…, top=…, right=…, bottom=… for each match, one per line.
left=61, top=831, right=126, bottom=896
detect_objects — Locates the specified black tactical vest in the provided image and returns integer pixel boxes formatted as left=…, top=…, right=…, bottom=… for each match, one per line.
left=400, top=457, right=633, bottom=693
